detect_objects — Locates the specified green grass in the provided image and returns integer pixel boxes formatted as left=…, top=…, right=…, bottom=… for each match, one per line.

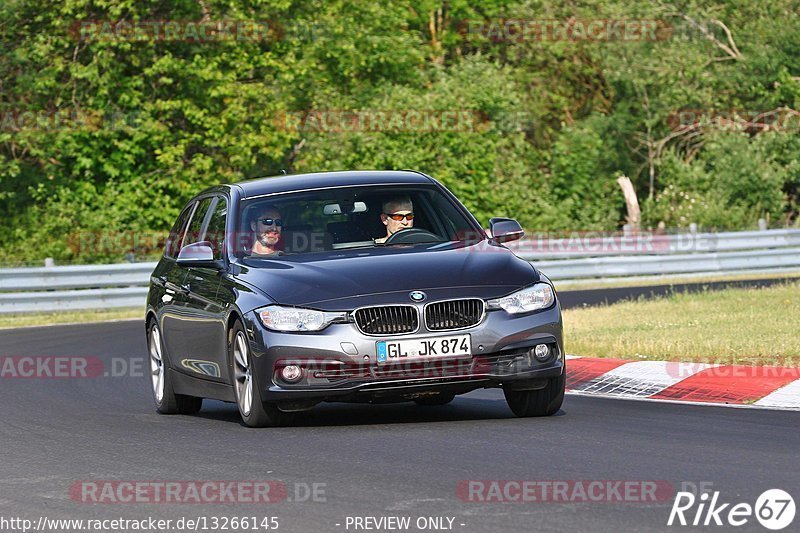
left=554, top=270, right=800, bottom=291
left=0, top=308, right=143, bottom=329
left=563, top=282, right=800, bottom=366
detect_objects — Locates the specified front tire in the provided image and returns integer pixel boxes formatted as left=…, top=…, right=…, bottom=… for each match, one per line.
left=147, top=320, right=203, bottom=415
left=229, top=320, right=295, bottom=428
left=503, top=371, right=565, bottom=417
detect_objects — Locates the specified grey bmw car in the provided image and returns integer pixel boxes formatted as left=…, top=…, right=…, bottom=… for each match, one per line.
left=146, top=170, right=565, bottom=427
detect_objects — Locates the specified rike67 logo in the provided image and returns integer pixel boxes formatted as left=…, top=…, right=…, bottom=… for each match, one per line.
left=668, top=489, right=795, bottom=530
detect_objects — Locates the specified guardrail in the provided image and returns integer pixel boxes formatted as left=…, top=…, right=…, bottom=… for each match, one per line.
left=0, top=263, right=156, bottom=314
left=1, top=228, right=799, bottom=314
left=509, top=228, right=800, bottom=260
left=535, top=247, right=800, bottom=281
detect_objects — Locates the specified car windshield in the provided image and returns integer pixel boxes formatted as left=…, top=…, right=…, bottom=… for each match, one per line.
left=235, top=184, right=482, bottom=259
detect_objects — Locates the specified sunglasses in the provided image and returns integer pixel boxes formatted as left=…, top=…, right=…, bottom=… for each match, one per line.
left=385, top=212, right=414, bottom=221
left=258, top=218, right=283, bottom=227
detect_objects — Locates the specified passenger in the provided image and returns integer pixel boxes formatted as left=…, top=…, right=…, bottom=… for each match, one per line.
left=374, top=197, right=414, bottom=244
left=250, top=205, right=284, bottom=256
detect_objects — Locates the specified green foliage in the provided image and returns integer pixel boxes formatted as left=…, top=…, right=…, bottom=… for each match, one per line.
left=547, top=121, right=623, bottom=230
left=642, top=133, right=792, bottom=230
left=1, top=0, right=799, bottom=263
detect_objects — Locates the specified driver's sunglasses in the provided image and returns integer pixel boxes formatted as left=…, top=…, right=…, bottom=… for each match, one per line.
left=386, top=212, right=414, bottom=221
left=258, top=218, right=283, bottom=227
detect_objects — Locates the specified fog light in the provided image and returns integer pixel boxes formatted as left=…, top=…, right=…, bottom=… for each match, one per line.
left=281, top=365, right=303, bottom=383
left=533, top=344, right=551, bottom=362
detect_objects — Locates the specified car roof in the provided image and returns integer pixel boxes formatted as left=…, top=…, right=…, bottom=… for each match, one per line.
left=232, top=170, right=434, bottom=198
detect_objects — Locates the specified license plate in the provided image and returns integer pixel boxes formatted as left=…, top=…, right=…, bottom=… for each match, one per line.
left=376, top=335, right=471, bottom=364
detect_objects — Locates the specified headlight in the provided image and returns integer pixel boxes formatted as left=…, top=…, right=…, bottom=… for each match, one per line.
left=487, top=283, right=555, bottom=314
left=256, top=305, right=347, bottom=332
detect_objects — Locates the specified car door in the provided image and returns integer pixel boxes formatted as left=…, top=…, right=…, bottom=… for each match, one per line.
left=156, top=201, right=195, bottom=362
left=176, top=195, right=229, bottom=382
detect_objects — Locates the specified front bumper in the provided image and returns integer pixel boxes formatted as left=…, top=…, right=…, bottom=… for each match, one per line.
left=243, top=303, right=564, bottom=403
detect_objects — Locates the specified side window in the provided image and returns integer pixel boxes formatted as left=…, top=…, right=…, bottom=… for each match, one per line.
left=182, top=197, right=214, bottom=248
left=164, top=203, right=194, bottom=259
left=205, top=197, right=228, bottom=260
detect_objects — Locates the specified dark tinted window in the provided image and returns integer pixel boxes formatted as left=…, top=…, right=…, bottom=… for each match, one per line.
left=183, top=197, right=214, bottom=247
left=164, top=203, right=194, bottom=259
left=237, top=185, right=480, bottom=258
left=204, top=197, right=228, bottom=260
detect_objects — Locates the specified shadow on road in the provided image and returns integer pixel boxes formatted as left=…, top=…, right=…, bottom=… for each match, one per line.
left=192, top=396, right=567, bottom=428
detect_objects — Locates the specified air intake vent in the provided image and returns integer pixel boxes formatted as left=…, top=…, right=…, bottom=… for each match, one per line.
left=425, top=299, right=485, bottom=331
left=353, top=306, right=419, bottom=335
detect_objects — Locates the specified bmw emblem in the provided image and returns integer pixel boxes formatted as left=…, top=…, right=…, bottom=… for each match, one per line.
left=409, top=291, right=426, bottom=302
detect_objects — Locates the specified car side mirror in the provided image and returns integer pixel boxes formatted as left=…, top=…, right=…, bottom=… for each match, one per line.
left=489, top=218, right=524, bottom=243
left=176, top=242, right=223, bottom=269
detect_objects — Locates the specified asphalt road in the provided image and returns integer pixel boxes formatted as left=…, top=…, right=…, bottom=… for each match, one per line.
left=1, top=321, right=798, bottom=533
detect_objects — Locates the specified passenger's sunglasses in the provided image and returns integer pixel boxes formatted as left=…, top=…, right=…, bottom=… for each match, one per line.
left=258, top=218, right=283, bottom=227
left=385, top=212, right=414, bottom=221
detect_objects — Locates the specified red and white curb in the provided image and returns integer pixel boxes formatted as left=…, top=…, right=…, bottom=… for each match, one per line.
left=565, top=355, right=800, bottom=410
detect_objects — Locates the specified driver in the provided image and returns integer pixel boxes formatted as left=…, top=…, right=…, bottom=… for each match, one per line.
left=375, top=196, right=414, bottom=244
left=249, top=205, right=284, bottom=255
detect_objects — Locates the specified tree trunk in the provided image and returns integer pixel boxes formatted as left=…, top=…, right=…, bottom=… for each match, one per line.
left=617, top=175, right=641, bottom=230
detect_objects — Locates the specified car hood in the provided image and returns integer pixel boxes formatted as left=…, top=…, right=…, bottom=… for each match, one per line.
left=234, top=240, right=539, bottom=309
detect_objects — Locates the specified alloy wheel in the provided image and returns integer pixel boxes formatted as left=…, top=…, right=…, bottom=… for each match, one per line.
left=233, top=331, right=253, bottom=416
left=149, top=325, right=165, bottom=403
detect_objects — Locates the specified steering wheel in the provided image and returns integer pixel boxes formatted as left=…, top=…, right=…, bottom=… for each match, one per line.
left=384, top=228, right=445, bottom=245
